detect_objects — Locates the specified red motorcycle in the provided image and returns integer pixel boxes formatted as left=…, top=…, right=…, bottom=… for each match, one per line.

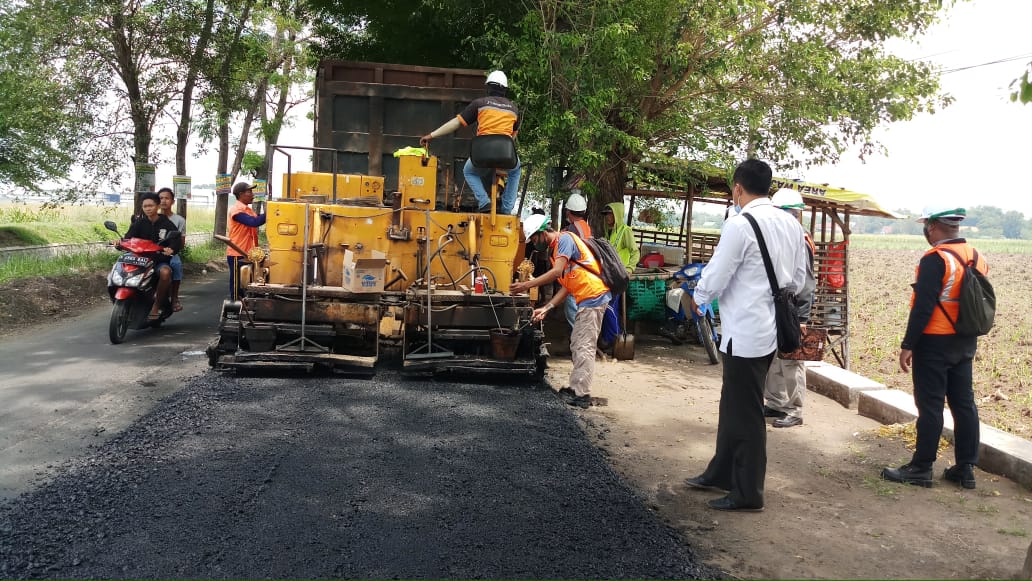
left=104, top=220, right=180, bottom=344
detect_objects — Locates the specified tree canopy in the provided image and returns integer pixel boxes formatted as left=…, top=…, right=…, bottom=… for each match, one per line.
left=488, top=0, right=953, bottom=207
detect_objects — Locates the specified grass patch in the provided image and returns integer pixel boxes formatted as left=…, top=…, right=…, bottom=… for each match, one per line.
left=0, top=250, right=120, bottom=284
left=861, top=475, right=899, bottom=498
left=180, top=241, right=225, bottom=265
left=997, top=527, right=1029, bottom=537
left=0, top=202, right=217, bottom=245
left=852, top=234, right=1032, bottom=254
left=0, top=225, right=48, bottom=246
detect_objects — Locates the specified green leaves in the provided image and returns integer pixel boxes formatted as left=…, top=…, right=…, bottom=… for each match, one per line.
left=488, top=0, right=951, bottom=204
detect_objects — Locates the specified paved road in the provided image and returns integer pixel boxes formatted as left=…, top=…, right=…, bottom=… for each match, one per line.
left=0, top=275, right=716, bottom=579
left=0, top=274, right=224, bottom=500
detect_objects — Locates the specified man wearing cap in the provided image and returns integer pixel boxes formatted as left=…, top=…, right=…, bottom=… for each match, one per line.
left=510, top=214, right=611, bottom=409
left=762, top=189, right=817, bottom=428
left=882, top=206, right=988, bottom=489
left=419, top=70, right=521, bottom=214
left=227, top=181, right=266, bottom=299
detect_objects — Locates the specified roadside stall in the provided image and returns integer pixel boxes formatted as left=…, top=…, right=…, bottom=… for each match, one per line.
left=621, top=172, right=900, bottom=370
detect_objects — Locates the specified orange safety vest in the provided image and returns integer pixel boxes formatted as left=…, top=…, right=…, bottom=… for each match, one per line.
left=569, top=218, right=592, bottom=239
left=910, top=241, right=989, bottom=335
left=551, top=232, right=609, bottom=303
left=227, top=200, right=259, bottom=257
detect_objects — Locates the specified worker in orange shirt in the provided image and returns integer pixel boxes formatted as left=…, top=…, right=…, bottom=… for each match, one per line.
left=226, top=181, right=266, bottom=300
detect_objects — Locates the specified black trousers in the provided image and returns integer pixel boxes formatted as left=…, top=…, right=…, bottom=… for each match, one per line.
left=911, top=334, right=980, bottom=469
left=701, top=340, right=775, bottom=507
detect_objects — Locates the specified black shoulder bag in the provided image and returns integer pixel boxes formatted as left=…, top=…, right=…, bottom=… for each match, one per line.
left=743, top=213, right=801, bottom=353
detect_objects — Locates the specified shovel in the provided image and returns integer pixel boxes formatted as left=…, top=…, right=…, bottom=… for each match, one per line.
left=613, top=291, right=635, bottom=360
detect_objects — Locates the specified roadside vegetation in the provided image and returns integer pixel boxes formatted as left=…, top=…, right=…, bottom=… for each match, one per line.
left=0, top=203, right=216, bottom=245
left=0, top=203, right=222, bottom=284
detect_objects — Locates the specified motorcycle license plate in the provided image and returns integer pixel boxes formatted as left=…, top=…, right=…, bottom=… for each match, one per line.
left=119, top=255, right=150, bottom=266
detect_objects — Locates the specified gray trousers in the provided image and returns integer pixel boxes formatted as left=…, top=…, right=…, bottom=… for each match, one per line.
left=764, top=357, right=806, bottom=418
left=569, top=304, right=607, bottom=397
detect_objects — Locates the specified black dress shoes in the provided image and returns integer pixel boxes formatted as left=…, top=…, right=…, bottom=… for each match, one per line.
left=881, top=463, right=933, bottom=487
left=707, top=496, right=763, bottom=512
left=944, top=464, right=977, bottom=489
left=685, top=475, right=729, bottom=493
left=763, top=406, right=787, bottom=418
left=772, top=416, right=803, bottom=428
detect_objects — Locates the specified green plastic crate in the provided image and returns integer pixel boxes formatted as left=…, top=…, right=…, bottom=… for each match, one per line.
left=627, top=278, right=667, bottom=320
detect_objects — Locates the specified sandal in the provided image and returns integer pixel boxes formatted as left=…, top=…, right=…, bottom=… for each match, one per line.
left=148, top=311, right=161, bottom=321
left=173, top=300, right=183, bottom=312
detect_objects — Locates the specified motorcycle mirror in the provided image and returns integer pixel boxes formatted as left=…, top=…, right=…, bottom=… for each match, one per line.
left=104, top=221, right=119, bottom=233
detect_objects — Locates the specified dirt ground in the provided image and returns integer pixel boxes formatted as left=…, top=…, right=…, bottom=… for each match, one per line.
left=2, top=272, right=1031, bottom=579
left=544, top=334, right=1032, bottom=579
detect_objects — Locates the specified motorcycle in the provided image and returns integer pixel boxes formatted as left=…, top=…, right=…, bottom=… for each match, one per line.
left=104, top=220, right=180, bottom=344
left=658, top=262, right=720, bottom=365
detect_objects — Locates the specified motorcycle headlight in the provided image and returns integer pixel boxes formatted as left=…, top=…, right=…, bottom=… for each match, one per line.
left=109, top=270, right=124, bottom=285
left=125, top=272, right=146, bottom=287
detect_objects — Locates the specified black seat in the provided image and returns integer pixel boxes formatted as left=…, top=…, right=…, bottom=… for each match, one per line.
left=469, top=134, right=518, bottom=170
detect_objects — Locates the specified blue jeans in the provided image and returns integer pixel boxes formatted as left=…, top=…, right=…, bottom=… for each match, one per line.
left=169, top=254, right=183, bottom=281
left=463, top=158, right=521, bottom=214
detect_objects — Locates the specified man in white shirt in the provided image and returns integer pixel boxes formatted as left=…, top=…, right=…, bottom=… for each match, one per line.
left=684, top=159, right=808, bottom=512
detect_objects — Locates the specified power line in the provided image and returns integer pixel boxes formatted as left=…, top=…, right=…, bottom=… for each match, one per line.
left=940, top=52, right=1032, bottom=74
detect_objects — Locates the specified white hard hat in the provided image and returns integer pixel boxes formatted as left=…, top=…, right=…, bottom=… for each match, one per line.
left=486, top=70, right=508, bottom=88
left=771, top=188, right=805, bottom=209
left=522, top=214, right=550, bottom=239
left=566, top=192, right=587, bottom=212
left=917, top=205, right=966, bottom=224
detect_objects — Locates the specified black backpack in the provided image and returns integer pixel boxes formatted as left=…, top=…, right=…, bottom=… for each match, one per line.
left=570, top=234, right=629, bottom=296
left=936, top=247, right=995, bottom=336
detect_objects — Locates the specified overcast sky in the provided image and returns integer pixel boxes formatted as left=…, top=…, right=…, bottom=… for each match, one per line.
left=802, top=0, right=1032, bottom=218
left=154, top=0, right=1032, bottom=218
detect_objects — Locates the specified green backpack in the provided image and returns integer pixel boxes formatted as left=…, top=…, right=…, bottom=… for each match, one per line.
left=936, top=247, right=995, bottom=337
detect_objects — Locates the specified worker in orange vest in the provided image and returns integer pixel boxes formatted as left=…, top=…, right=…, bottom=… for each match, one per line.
left=882, top=206, right=988, bottom=490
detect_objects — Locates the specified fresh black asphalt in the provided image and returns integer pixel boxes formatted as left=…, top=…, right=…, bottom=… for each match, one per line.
left=0, top=370, right=719, bottom=579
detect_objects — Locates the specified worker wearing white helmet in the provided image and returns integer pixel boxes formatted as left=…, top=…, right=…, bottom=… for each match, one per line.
left=420, top=70, right=522, bottom=214
left=770, top=188, right=806, bottom=210
left=559, top=191, right=593, bottom=330
left=763, top=187, right=816, bottom=428
left=882, top=204, right=988, bottom=490
left=512, top=213, right=611, bottom=409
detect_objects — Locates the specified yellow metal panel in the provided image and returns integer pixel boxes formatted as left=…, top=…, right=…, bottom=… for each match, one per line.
left=281, top=172, right=385, bottom=203
left=397, top=155, right=437, bottom=209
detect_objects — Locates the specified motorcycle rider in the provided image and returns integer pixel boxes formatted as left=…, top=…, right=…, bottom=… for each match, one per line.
left=121, top=192, right=182, bottom=320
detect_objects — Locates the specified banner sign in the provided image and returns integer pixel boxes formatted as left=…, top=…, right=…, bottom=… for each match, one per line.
left=253, top=178, right=267, bottom=202
left=216, top=173, right=233, bottom=195
left=134, top=162, right=156, bottom=193
left=173, top=175, right=192, bottom=200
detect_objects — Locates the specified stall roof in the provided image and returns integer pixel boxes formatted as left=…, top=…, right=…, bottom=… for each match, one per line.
left=625, top=163, right=901, bottom=219
left=770, top=177, right=903, bottom=219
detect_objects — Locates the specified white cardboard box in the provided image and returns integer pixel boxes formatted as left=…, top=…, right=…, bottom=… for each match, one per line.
left=343, top=249, right=387, bottom=293
left=640, top=243, right=685, bottom=266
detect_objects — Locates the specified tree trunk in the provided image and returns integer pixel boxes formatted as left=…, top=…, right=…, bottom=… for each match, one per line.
left=110, top=11, right=151, bottom=217
left=174, top=0, right=217, bottom=220
left=588, top=154, right=629, bottom=233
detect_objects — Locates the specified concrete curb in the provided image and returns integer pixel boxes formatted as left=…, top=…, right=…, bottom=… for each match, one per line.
left=806, top=362, right=1032, bottom=490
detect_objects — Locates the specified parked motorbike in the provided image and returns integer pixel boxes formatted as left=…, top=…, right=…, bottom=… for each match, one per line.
left=104, top=220, right=180, bottom=344
left=658, top=263, right=720, bottom=365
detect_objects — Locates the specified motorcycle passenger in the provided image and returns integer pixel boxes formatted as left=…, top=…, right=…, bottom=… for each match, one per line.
left=419, top=70, right=521, bottom=214
left=157, top=187, right=187, bottom=313
left=122, top=192, right=182, bottom=320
